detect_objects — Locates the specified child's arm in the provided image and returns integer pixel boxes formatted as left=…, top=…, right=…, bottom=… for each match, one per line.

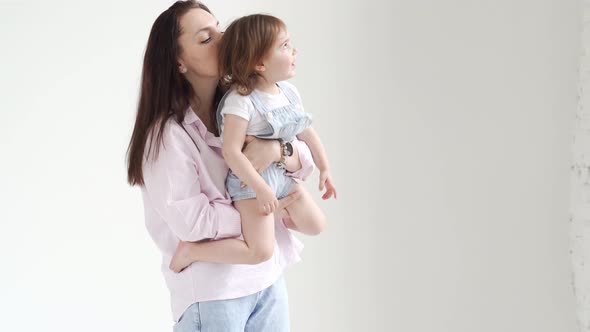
left=296, top=127, right=337, bottom=199
left=222, top=114, right=279, bottom=214
left=296, top=127, right=328, bottom=171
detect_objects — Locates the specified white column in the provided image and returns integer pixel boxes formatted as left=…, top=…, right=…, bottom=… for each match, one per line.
left=572, top=1, right=590, bottom=331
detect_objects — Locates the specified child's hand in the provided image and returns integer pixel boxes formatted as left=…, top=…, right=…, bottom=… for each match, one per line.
left=319, top=170, right=337, bottom=200
left=256, top=185, right=279, bottom=215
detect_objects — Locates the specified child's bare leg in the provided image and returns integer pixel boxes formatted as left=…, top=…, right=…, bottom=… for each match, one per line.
left=169, top=198, right=276, bottom=272
left=284, top=183, right=326, bottom=236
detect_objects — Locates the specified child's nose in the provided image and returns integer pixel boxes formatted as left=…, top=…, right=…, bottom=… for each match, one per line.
left=293, top=47, right=298, bottom=55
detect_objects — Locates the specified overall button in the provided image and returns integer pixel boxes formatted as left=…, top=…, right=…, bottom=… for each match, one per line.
left=266, top=113, right=273, bottom=120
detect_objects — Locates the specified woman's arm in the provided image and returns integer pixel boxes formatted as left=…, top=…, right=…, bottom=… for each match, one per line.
left=284, top=140, right=302, bottom=172
left=142, top=124, right=242, bottom=242
left=241, top=137, right=315, bottom=180
left=288, top=138, right=315, bottom=180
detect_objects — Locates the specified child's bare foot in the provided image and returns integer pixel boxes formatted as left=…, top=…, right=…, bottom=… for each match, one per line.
left=169, top=241, right=193, bottom=273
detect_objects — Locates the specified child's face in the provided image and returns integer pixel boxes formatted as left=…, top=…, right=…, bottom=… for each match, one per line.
left=261, top=29, right=297, bottom=82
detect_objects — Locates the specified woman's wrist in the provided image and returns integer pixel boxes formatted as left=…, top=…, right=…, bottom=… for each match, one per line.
left=284, top=142, right=302, bottom=173
left=276, top=140, right=292, bottom=169
left=274, top=140, right=282, bottom=163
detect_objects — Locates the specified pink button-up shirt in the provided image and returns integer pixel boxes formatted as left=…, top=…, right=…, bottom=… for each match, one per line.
left=140, top=107, right=315, bottom=322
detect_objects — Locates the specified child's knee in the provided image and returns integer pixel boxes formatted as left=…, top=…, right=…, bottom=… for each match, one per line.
left=307, top=215, right=326, bottom=236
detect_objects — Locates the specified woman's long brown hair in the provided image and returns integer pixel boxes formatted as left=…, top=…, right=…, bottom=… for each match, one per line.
left=126, top=0, right=221, bottom=186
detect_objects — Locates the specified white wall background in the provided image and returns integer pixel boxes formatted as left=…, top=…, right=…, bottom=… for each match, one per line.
left=0, top=0, right=581, bottom=331
left=572, top=1, right=590, bottom=330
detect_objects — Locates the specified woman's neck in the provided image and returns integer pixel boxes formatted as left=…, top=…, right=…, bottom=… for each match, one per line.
left=187, top=75, right=218, bottom=131
left=189, top=77, right=217, bottom=113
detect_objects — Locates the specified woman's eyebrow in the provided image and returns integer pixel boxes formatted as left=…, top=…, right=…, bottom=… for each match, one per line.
left=195, top=21, right=220, bottom=34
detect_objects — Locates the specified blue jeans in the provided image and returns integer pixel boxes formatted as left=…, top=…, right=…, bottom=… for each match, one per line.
left=173, top=277, right=290, bottom=332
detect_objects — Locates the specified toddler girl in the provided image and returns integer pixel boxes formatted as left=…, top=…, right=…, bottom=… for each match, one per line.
left=170, top=14, right=336, bottom=271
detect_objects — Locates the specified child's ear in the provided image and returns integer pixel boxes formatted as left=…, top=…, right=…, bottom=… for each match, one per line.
left=255, top=64, right=266, bottom=72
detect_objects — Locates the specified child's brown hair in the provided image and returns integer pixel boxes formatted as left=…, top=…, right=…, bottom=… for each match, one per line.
left=218, top=14, right=286, bottom=95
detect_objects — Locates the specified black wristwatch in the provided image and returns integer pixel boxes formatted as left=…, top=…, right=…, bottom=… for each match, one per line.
left=277, top=140, right=293, bottom=169
left=284, top=141, right=293, bottom=157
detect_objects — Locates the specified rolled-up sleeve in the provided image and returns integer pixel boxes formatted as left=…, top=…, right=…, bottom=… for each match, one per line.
left=142, top=126, right=242, bottom=242
left=288, top=138, right=315, bottom=181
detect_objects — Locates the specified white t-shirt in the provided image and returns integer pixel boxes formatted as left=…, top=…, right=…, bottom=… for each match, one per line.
left=219, top=81, right=304, bottom=136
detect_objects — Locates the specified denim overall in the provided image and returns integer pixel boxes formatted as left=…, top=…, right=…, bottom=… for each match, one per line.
left=216, top=82, right=313, bottom=201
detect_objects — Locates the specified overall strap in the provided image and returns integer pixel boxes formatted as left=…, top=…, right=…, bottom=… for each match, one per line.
left=277, top=81, right=300, bottom=105
left=248, top=89, right=270, bottom=115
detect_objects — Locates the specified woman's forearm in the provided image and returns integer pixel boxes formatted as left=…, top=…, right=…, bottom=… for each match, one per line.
left=224, top=149, right=269, bottom=192
left=287, top=138, right=316, bottom=180
left=284, top=141, right=302, bottom=172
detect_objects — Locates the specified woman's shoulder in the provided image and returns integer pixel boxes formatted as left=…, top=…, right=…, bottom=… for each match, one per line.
left=141, top=113, right=196, bottom=167
left=149, top=113, right=192, bottom=145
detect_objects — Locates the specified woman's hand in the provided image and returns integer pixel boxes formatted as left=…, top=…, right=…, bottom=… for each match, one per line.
left=242, top=136, right=281, bottom=174
left=256, top=185, right=279, bottom=215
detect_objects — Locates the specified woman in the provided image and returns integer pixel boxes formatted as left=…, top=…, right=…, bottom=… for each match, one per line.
left=126, top=1, right=316, bottom=331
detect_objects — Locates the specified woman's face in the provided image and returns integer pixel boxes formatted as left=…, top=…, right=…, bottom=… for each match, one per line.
left=177, top=8, right=222, bottom=79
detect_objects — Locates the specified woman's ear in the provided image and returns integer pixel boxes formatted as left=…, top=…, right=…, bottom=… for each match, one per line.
left=178, top=62, right=188, bottom=74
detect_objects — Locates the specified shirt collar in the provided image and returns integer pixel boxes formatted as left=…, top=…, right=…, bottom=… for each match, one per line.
left=183, top=106, right=208, bottom=139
